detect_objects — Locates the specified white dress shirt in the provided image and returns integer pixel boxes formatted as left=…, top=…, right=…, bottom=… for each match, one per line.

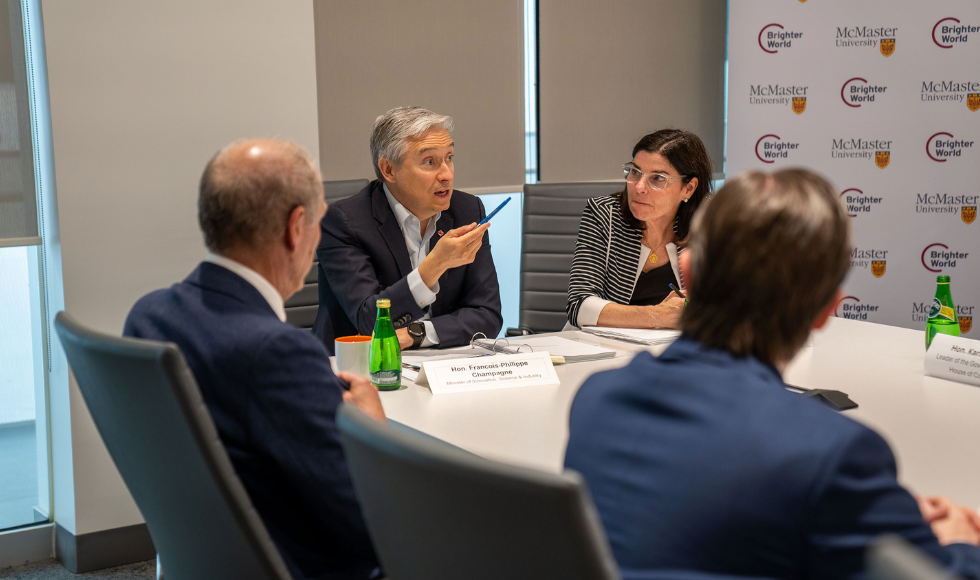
left=383, top=184, right=441, bottom=347
left=205, top=253, right=287, bottom=322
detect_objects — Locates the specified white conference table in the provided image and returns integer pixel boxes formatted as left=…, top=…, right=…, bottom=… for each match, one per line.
left=378, top=317, right=980, bottom=508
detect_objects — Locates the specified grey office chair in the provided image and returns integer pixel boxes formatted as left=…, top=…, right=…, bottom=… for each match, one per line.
left=868, top=535, right=960, bottom=580
left=515, top=181, right=623, bottom=334
left=54, top=312, right=292, bottom=580
left=284, top=178, right=369, bottom=330
left=336, top=404, right=621, bottom=580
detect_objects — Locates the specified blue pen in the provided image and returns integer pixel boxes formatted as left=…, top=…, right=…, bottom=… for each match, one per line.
left=668, top=283, right=686, bottom=300
left=479, top=196, right=511, bottom=225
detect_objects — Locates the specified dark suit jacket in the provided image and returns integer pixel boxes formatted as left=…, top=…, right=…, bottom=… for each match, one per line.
left=564, top=337, right=980, bottom=580
left=124, top=263, right=379, bottom=580
left=314, top=179, right=502, bottom=352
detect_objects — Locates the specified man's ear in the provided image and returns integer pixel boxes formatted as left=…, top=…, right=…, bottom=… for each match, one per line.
left=813, top=289, right=843, bottom=330
left=284, top=205, right=306, bottom=251
left=679, top=250, right=692, bottom=285
left=378, top=158, right=397, bottom=183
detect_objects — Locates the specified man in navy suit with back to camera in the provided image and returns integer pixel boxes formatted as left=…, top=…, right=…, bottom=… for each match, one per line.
left=125, top=139, right=384, bottom=580
left=315, top=106, right=502, bottom=352
left=564, top=169, right=980, bottom=580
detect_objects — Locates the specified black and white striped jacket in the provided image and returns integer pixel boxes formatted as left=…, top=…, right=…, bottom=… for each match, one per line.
left=566, top=194, right=684, bottom=327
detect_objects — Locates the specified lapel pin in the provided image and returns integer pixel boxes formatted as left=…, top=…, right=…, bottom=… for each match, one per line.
left=438, top=230, right=444, bottom=236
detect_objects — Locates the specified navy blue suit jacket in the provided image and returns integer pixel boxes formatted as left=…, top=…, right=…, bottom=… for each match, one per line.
left=124, top=263, right=379, bottom=580
left=564, top=337, right=980, bottom=580
left=314, top=180, right=502, bottom=352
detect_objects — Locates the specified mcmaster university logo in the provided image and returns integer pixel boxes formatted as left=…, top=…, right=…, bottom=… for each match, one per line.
left=831, top=137, right=892, bottom=168
left=915, top=192, right=978, bottom=224
left=851, top=247, right=887, bottom=277
left=759, top=23, right=802, bottom=53
left=836, top=25, right=898, bottom=56
left=921, top=80, right=980, bottom=112
left=748, top=84, right=809, bottom=114
left=912, top=303, right=974, bottom=333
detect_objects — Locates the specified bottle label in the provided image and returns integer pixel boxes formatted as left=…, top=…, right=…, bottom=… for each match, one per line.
left=371, top=370, right=401, bottom=386
left=929, top=298, right=955, bottom=321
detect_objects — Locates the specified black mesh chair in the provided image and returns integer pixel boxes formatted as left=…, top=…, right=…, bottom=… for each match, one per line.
left=337, top=404, right=621, bottom=580
left=284, top=178, right=369, bottom=330
left=515, top=181, right=622, bottom=333
left=54, top=312, right=292, bottom=580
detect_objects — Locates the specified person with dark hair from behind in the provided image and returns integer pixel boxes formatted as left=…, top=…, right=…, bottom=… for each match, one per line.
left=124, top=139, right=384, bottom=580
left=564, top=169, right=980, bottom=580
left=566, top=128, right=713, bottom=330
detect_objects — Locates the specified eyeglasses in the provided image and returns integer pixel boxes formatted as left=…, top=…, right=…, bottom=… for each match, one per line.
left=623, top=163, right=688, bottom=191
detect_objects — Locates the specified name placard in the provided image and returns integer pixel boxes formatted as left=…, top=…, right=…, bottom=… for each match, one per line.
left=925, top=333, right=980, bottom=388
left=416, top=352, right=560, bottom=395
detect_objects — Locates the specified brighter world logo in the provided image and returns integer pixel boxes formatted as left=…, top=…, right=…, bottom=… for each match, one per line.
left=933, top=17, right=979, bottom=48
left=755, top=134, right=799, bottom=163
left=840, top=188, right=883, bottom=217
left=921, top=243, right=970, bottom=272
left=841, top=77, right=888, bottom=107
left=835, top=296, right=880, bottom=320
left=926, top=132, right=975, bottom=161
left=759, top=23, right=803, bottom=53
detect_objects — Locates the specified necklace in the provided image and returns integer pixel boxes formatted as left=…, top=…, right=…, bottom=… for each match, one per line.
left=648, top=251, right=658, bottom=264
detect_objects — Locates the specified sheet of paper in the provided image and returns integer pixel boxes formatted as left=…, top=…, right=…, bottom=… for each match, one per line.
left=925, top=333, right=980, bottom=387
left=582, top=327, right=682, bottom=345
left=474, top=336, right=616, bottom=361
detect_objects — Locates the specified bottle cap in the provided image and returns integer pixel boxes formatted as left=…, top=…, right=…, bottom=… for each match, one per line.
left=937, top=275, right=950, bottom=283
left=376, top=299, right=391, bottom=308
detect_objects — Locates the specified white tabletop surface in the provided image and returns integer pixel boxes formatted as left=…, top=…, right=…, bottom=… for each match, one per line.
left=379, top=317, right=980, bottom=508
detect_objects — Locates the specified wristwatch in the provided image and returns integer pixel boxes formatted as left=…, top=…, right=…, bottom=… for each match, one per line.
left=407, top=321, right=426, bottom=349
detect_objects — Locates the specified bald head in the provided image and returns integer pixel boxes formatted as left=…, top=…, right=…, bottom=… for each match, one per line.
left=198, top=139, right=323, bottom=253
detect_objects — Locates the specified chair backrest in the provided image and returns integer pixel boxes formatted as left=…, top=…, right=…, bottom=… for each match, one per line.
left=867, top=535, right=957, bottom=580
left=285, top=178, right=369, bottom=330
left=336, top=404, right=620, bottom=580
left=54, top=312, right=292, bottom=580
left=519, top=181, right=623, bottom=332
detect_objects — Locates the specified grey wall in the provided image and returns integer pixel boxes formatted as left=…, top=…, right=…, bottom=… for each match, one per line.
left=42, top=0, right=320, bottom=536
left=538, top=0, right=727, bottom=182
left=313, top=0, right=526, bottom=189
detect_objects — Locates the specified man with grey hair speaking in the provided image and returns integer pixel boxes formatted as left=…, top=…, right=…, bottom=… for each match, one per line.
left=125, top=139, right=383, bottom=580
left=315, top=106, right=503, bottom=351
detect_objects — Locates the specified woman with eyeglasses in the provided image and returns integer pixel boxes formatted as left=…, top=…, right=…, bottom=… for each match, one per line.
left=566, top=129, right=713, bottom=329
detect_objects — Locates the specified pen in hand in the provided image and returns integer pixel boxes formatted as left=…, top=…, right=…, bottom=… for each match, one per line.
left=668, top=283, right=686, bottom=300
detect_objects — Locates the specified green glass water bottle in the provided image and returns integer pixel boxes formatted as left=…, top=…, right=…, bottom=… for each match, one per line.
left=369, top=299, right=401, bottom=391
left=925, top=275, right=960, bottom=350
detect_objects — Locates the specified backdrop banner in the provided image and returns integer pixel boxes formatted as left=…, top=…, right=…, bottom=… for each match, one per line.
left=727, top=0, right=979, bottom=336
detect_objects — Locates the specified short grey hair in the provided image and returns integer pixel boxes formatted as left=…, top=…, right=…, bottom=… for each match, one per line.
left=198, top=138, right=323, bottom=252
left=370, top=106, right=453, bottom=180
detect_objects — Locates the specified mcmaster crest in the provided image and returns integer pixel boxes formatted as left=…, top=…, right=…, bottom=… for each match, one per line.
left=880, top=38, right=895, bottom=56
left=875, top=151, right=890, bottom=168
left=961, top=316, right=973, bottom=334
left=969, top=93, right=980, bottom=112
left=871, top=260, right=886, bottom=277
left=792, top=97, right=806, bottom=114
left=963, top=206, right=977, bottom=224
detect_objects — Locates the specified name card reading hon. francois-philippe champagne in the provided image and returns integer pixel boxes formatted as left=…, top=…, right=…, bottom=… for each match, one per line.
left=415, top=352, right=560, bottom=395
left=925, top=333, right=980, bottom=388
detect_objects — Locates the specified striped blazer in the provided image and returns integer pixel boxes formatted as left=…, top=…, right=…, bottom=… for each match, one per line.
left=566, top=194, right=684, bottom=327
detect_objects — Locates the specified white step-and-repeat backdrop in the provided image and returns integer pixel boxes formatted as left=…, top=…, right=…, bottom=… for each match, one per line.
left=727, top=1, right=978, bottom=335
